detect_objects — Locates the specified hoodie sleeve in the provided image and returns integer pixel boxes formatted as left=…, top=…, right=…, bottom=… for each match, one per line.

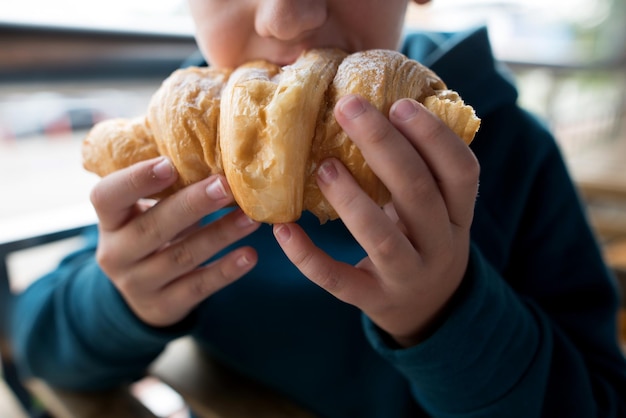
left=364, top=243, right=624, bottom=417
left=362, top=106, right=626, bottom=417
left=10, top=229, right=192, bottom=390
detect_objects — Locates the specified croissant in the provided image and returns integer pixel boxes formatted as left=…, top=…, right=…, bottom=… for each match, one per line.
left=82, top=48, right=480, bottom=224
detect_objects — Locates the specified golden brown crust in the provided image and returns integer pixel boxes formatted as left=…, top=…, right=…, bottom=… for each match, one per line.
left=305, top=49, right=451, bottom=222
left=220, top=49, right=347, bottom=223
left=147, top=66, right=231, bottom=191
left=423, top=91, right=481, bottom=145
left=81, top=49, right=480, bottom=223
left=82, top=117, right=158, bottom=177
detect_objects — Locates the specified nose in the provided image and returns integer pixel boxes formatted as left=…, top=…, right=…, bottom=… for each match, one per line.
left=255, top=0, right=327, bottom=41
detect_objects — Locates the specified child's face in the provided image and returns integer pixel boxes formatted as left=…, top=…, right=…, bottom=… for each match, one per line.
left=187, top=0, right=422, bottom=68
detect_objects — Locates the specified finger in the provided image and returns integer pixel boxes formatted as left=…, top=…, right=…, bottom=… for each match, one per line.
left=103, top=174, right=234, bottom=267
left=316, top=158, right=419, bottom=274
left=382, top=202, right=409, bottom=236
left=132, top=208, right=260, bottom=290
left=133, top=246, right=258, bottom=327
left=389, top=98, right=480, bottom=228
left=162, top=245, right=258, bottom=316
left=273, top=223, right=379, bottom=307
left=333, top=95, right=448, bottom=256
left=91, top=157, right=178, bottom=231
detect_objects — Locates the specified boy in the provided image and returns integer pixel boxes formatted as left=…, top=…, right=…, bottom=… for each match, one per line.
left=12, top=0, right=626, bottom=416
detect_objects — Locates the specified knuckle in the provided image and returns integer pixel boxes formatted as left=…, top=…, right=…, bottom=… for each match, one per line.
left=416, top=113, right=450, bottom=144
left=188, top=273, right=215, bottom=299
left=294, top=251, right=342, bottom=293
left=104, top=264, right=137, bottom=295
left=453, top=151, right=481, bottom=190
left=133, top=210, right=164, bottom=242
left=364, top=120, right=395, bottom=147
left=465, top=154, right=481, bottom=183
left=216, top=250, right=253, bottom=284
left=170, top=242, right=196, bottom=269
left=406, top=175, right=438, bottom=206
left=89, top=185, right=106, bottom=210
left=371, top=231, right=404, bottom=260
left=178, top=192, right=199, bottom=218
left=113, top=273, right=133, bottom=294
left=186, top=257, right=243, bottom=300
left=217, top=259, right=236, bottom=283
left=412, top=173, right=435, bottom=196
left=139, top=301, right=171, bottom=327
left=427, top=112, right=450, bottom=136
left=95, top=243, right=117, bottom=273
left=126, top=165, right=146, bottom=193
left=316, top=268, right=342, bottom=293
left=212, top=212, right=247, bottom=244
left=333, top=188, right=359, bottom=212
left=291, top=248, right=314, bottom=271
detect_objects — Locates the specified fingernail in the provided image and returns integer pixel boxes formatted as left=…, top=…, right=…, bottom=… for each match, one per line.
left=317, top=160, right=338, bottom=184
left=206, top=176, right=227, bottom=200
left=273, top=224, right=291, bottom=242
left=152, top=157, right=173, bottom=179
left=236, top=254, right=251, bottom=268
left=235, top=211, right=257, bottom=228
left=391, top=99, right=419, bottom=121
left=338, top=95, right=365, bottom=119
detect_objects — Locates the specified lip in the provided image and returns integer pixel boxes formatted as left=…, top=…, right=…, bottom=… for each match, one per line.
left=272, top=44, right=347, bottom=66
left=271, top=49, right=307, bottom=66
left=274, top=57, right=300, bottom=67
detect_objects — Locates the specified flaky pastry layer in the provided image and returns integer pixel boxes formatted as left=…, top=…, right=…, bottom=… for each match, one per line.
left=82, top=49, right=480, bottom=223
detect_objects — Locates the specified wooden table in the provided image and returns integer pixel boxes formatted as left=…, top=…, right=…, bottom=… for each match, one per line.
left=23, top=337, right=316, bottom=418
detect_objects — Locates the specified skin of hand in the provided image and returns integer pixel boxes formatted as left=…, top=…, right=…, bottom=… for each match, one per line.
left=89, top=0, right=477, bottom=338
left=274, top=95, right=480, bottom=347
left=188, top=0, right=478, bottom=346
left=90, top=159, right=261, bottom=327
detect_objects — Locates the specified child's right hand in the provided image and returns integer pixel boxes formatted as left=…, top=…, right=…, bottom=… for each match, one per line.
left=89, top=157, right=261, bottom=327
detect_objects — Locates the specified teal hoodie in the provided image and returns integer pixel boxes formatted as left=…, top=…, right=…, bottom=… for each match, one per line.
left=11, top=27, right=626, bottom=417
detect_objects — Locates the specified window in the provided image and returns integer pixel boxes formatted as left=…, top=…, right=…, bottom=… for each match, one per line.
left=0, top=0, right=192, bottom=36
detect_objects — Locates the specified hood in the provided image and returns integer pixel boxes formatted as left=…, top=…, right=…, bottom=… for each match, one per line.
left=402, top=26, right=518, bottom=119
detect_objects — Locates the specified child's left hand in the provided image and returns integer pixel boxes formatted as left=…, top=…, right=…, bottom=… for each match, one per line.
left=273, top=95, right=480, bottom=347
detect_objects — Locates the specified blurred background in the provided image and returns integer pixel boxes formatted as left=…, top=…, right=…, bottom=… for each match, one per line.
left=407, top=0, right=626, bottom=157
left=1, top=0, right=624, bottom=150
left=2, top=0, right=623, bottom=239
left=0, top=0, right=625, bottom=417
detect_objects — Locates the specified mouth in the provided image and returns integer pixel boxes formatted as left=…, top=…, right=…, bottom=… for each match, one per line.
left=271, top=43, right=347, bottom=67
left=271, top=50, right=308, bottom=67
left=274, top=58, right=301, bottom=67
